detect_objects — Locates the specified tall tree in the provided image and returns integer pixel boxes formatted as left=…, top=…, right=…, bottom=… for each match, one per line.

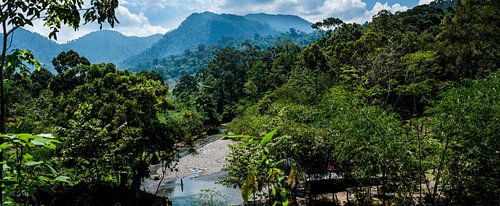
left=54, top=64, right=179, bottom=191
left=52, top=50, right=91, bottom=74
left=0, top=0, right=118, bottom=202
left=311, top=17, right=344, bottom=35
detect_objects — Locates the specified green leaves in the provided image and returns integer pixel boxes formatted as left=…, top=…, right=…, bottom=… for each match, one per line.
left=25, top=161, right=43, bottom=166
left=55, top=176, right=71, bottom=183
left=260, top=129, right=277, bottom=145
left=241, top=172, right=257, bottom=203
left=225, top=130, right=295, bottom=205
left=428, top=71, right=500, bottom=202
left=51, top=64, right=179, bottom=189
left=5, top=49, right=43, bottom=78
left=0, top=133, right=58, bottom=151
left=31, top=137, right=57, bottom=149
left=0, top=133, right=68, bottom=202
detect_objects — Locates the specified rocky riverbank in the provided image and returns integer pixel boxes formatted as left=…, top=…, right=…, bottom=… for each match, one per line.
left=142, top=137, right=236, bottom=194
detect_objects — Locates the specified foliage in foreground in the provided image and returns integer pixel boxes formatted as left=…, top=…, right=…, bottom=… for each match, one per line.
left=428, top=71, right=500, bottom=204
left=0, top=133, right=68, bottom=204
left=4, top=62, right=205, bottom=202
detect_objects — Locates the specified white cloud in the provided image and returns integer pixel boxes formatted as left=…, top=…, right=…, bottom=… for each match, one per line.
left=348, top=2, right=409, bottom=23
left=25, top=4, right=167, bottom=43
left=113, top=5, right=168, bottom=36
left=418, top=0, right=434, bottom=5
left=216, top=0, right=407, bottom=23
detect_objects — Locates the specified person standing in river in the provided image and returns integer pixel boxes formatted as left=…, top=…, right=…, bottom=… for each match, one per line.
left=180, top=178, right=184, bottom=192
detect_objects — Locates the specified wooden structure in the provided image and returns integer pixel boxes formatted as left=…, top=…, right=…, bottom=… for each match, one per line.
left=301, top=163, right=381, bottom=195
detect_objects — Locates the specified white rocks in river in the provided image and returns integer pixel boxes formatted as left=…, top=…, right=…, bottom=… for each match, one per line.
left=153, top=139, right=234, bottom=181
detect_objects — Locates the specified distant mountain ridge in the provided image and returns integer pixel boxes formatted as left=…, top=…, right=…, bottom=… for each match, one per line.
left=2, top=12, right=313, bottom=72
left=120, top=12, right=313, bottom=69
left=1, top=29, right=162, bottom=72
left=62, top=30, right=162, bottom=65
left=244, top=13, right=313, bottom=33
left=1, top=29, right=59, bottom=69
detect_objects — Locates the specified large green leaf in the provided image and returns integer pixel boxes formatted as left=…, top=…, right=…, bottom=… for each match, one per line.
left=55, top=176, right=71, bottom=183
left=260, top=129, right=277, bottom=146
left=31, top=138, right=48, bottom=146
left=0, top=142, right=11, bottom=151
left=25, top=161, right=43, bottom=166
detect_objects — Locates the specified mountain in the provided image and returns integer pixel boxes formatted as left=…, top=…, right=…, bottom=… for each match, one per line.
left=3, top=12, right=313, bottom=72
left=1, top=29, right=60, bottom=68
left=244, top=13, right=313, bottom=33
left=120, top=12, right=277, bottom=68
left=120, top=12, right=313, bottom=69
left=62, top=30, right=162, bottom=65
left=430, top=0, right=458, bottom=10
left=130, top=30, right=320, bottom=86
left=1, top=29, right=162, bottom=72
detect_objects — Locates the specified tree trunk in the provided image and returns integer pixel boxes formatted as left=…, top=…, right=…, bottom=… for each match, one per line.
left=131, top=173, right=142, bottom=191
left=433, top=135, right=451, bottom=204
left=0, top=20, right=9, bottom=204
left=120, top=172, right=128, bottom=189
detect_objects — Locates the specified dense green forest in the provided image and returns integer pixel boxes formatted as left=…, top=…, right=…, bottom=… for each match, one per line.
left=0, top=0, right=499, bottom=205
left=131, top=29, right=320, bottom=85
left=172, top=0, right=499, bottom=205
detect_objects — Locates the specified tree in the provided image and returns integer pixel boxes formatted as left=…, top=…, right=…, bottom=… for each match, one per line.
left=199, top=47, right=247, bottom=123
left=173, top=75, right=199, bottom=102
left=137, top=70, right=166, bottom=85
left=428, top=71, right=500, bottom=204
left=437, top=0, right=500, bottom=79
left=54, top=64, right=180, bottom=190
left=226, top=88, right=421, bottom=204
left=311, top=17, right=344, bottom=35
left=0, top=0, right=119, bottom=202
left=52, top=50, right=91, bottom=74
left=30, top=67, right=54, bottom=97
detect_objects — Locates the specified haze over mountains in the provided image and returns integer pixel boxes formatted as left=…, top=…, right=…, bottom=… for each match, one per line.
left=63, top=31, right=163, bottom=65
left=2, top=12, right=312, bottom=72
left=1, top=29, right=161, bottom=72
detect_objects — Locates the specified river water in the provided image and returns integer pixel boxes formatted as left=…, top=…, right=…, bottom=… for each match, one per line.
left=151, top=172, right=243, bottom=205
left=141, top=134, right=243, bottom=205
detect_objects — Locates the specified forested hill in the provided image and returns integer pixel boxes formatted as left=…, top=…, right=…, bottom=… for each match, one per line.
left=0, top=29, right=59, bottom=70
left=130, top=30, right=320, bottom=85
left=0, top=29, right=162, bottom=72
left=119, top=12, right=313, bottom=69
left=243, top=13, right=314, bottom=33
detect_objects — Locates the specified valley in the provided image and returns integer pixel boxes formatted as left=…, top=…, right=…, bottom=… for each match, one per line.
left=0, top=0, right=498, bottom=205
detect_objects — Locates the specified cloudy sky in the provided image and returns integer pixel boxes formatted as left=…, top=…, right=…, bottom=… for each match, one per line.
left=27, top=0, right=432, bottom=43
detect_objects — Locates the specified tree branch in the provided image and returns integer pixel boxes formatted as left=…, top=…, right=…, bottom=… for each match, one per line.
left=5, top=25, right=19, bottom=38
left=5, top=28, right=14, bottom=51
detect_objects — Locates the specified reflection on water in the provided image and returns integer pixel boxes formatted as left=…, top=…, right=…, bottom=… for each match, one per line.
left=146, top=172, right=243, bottom=206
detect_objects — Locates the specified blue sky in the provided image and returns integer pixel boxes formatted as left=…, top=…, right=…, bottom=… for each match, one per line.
left=28, top=0, right=430, bottom=43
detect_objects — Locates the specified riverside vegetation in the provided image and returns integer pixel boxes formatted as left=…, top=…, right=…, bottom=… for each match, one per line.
left=0, top=0, right=499, bottom=205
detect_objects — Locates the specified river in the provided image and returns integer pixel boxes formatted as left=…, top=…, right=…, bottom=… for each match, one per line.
left=141, top=136, right=243, bottom=205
